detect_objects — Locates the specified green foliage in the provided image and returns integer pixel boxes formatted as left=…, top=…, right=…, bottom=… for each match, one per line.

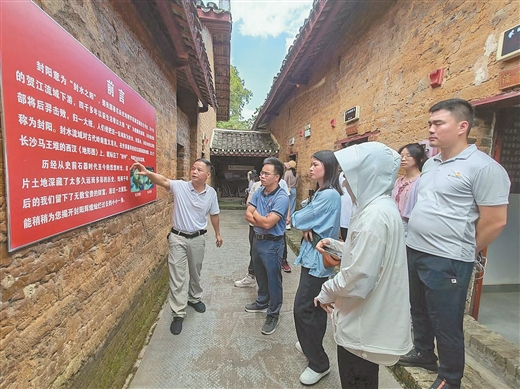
left=217, top=66, right=253, bottom=130
left=246, top=104, right=263, bottom=129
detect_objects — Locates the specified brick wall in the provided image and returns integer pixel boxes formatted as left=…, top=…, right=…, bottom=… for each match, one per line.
left=0, top=1, right=191, bottom=387
left=198, top=25, right=217, bottom=168
left=177, top=108, right=191, bottom=180
left=268, top=0, right=519, bottom=206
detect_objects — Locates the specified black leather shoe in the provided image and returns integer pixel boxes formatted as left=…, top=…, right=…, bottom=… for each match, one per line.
left=398, top=349, right=438, bottom=372
left=428, top=377, right=460, bottom=389
left=170, top=317, right=183, bottom=335
left=188, top=300, right=206, bottom=313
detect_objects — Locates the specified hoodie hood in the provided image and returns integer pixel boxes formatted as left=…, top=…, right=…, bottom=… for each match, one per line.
left=334, top=142, right=400, bottom=214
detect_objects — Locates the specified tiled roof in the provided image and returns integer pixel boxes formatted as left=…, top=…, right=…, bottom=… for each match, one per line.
left=131, top=0, right=218, bottom=109
left=210, top=129, right=279, bottom=157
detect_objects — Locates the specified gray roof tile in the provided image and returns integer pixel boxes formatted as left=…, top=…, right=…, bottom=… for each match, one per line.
left=210, top=129, right=279, bottom=157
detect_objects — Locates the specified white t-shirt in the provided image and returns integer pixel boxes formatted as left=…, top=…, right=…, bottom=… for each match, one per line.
left=339, top=174, right=353, bottom=229
left=169, top=180, right=219, bottom=233
left=250, top=179, right=290, bottom=196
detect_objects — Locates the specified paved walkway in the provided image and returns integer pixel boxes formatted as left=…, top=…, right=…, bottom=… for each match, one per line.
left=128, top=210, right=403, bottom=389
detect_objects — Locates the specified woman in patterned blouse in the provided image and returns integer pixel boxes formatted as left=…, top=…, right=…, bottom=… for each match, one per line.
left=392, top=143, right=427, bottom=236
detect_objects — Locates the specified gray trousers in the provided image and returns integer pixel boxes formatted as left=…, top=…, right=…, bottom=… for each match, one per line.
left=167, top=233, right=206, bottom=318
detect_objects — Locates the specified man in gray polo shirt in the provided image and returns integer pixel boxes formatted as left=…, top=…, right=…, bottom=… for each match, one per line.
left=131, top=158, right=222, bottom=335
left=398, top=99, right=510, bottom=389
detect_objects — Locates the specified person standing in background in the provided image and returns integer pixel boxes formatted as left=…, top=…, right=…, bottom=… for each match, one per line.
left=392, top=143, right=426, bottom=237
left=284, top=160, right=298, bottom=229
left=247, top=170, right=256, bottom=193
left=280, top=170, right=293, bottom=272
left=338, top=173, right=353, bottom=241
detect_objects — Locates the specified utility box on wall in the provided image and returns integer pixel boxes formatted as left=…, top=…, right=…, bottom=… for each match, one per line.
left=304, top=124, right=311, bottom=137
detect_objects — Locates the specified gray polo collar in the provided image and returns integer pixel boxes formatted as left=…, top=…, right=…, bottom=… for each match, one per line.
left=434, top=144, right=477, bottom=163
left=188, top=181, right=207, bottom=194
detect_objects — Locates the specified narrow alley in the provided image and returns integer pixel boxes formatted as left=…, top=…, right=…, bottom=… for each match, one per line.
left=127, top=210, right=403, bottom=389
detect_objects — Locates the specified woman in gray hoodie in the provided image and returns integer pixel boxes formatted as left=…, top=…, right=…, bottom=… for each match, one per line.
left=314, top=142, right=413, bottom=388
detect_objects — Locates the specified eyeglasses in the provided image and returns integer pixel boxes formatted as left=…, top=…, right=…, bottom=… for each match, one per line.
left=259, top=171, right=277, bottom=177
left=401, top=154, right=413, bottom=159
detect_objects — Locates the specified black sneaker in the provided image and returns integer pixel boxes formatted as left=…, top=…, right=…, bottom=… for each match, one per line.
left=429, top=377, right=460, bottom=389
left=188, top=300, right=206, bottom=313
left=245, top=302, right=267, bottom=313
left=261, top=315, right=279, bottom=335
left=170, top=317, right=183, bottom=335
left=398, top=349, right=438, bottom=371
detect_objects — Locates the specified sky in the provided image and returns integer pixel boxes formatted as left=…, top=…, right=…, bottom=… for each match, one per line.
left=229, top=0, right=314, bottom=121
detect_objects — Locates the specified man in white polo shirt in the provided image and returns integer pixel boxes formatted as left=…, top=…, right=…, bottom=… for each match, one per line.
left=398, top=99, right=510, bottom=389
left=131, top=158, right=223, bottom=335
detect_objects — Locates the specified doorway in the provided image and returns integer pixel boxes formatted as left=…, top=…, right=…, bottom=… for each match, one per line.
left=476, top=104, right=520, bottom=346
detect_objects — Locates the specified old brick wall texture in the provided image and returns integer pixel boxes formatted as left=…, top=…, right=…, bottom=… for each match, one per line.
left=269, top=0, right=519, bottom=206
left=0, top=1, right=206, bottom=388
left=198, top=25, right=217, bottom=181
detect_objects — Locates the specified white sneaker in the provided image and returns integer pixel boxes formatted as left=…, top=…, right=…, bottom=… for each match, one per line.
left=299, top=367, right=330, bottom=385
left=234, top=274, right=256, bottom=288
left=295, top=341, right=303, bottom=353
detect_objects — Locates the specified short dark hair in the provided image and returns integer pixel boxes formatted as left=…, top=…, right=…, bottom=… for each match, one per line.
left=398, top=143, right=427, bottom=171
left=429, top=98, right=475, bottom=136
left=312, top=150, right=342, bottom=195
left=194, top=158, right=213, bottom=172
left=263, top=157, right=284, bottom=182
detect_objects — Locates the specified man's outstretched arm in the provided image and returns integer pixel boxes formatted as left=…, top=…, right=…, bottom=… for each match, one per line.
left=130, top=160, right=170, bottom=190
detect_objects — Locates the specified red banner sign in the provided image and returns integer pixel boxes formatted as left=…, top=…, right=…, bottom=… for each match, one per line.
left=1, top=1, right=157, bottom=251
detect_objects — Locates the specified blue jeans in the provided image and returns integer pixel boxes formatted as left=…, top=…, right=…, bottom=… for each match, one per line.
left=289, top=187, right=297, bottom=217
left=407, top=247, right=473, bottom=387
left=252, top=237, right=284, bottom=316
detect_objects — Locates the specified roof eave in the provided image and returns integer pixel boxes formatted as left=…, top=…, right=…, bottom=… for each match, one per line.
left=253, top=0, right=383, bottom=130
left=153, top=0, right=218, bottom=109
left=253, top=0, right=335, bottom=130
left=197, top=8, right=232, bottom=121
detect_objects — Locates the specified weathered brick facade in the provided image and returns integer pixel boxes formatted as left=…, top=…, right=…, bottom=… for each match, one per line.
left=265, top=0, right=519, bottom=205
left=0, top=1, right=226, bottom=388
left=198, top=25, right=218, bottom=168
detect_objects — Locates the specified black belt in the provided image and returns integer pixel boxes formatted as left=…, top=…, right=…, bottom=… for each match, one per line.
left=255, top=233, right=283, bottom=241
left=171, top=228, right=207, bottom=239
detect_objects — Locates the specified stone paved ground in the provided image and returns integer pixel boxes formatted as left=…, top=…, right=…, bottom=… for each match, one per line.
left=127, top=210, right=404, bottom=389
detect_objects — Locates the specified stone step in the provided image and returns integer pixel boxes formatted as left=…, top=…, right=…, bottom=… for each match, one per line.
left=389, top=317, right=519, bottom=389
left=390, top=353, right=514, bottom=389
left=464, top=316, right=519, bottom=388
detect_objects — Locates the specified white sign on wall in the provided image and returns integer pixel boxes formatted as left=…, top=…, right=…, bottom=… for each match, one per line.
left=228, top=165, right=254, bottom=171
